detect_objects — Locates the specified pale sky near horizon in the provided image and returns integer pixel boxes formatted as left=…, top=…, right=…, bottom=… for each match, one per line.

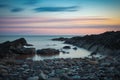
left=0, top=0, right=120, bottom=35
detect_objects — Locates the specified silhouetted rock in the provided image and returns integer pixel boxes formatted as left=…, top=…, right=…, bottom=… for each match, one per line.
left=14, top=48, right=36, bottom=54
left=11, top=38, right=27, bottom=48
left=0, top=38, right=35, bottom=58
left=63, top=46, right=71, bottom=49
left=52, top=37, right=68, bottom=41
left=37, top=48, right=59, bottom=55
left=73, top=47, right=77, bottom=50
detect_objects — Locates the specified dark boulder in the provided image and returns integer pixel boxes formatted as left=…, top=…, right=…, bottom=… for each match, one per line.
left=63, top=46, right=71, bottom=49
left=73, top=47, right=77, bottom=50
left=11, top=38, right=27, bottom=48
left=37, top=48, right=59, bottom=55
left=52, top=37, right=68, bottom=41
left=11, top=47, right=36, bottom=54
left=0, top=38, right=34, bottom=58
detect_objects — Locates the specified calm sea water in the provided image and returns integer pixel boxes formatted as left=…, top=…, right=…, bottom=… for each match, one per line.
left=0, top=35, right=92, bottom=60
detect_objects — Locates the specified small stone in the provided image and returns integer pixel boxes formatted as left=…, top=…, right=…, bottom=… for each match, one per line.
left=47, top=77, right=60, bottom=80
left=0, top=68, right=8, bottom=75
left=22, top=64, right=29, bottom=68
left=73, top=47, right=77, bottom=50
left=39, top=72, right=48, bottom=80
left=27, top=76, right=39, bottom=80
left=63, top=46, right=71, bottom=49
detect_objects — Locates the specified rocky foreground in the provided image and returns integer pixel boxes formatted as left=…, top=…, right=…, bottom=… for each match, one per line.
left=0, top=56, right=120, bottom=80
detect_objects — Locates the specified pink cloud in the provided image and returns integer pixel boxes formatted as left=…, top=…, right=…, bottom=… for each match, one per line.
left=0, top=27, right=119, bottom=35
left=0, top=17, right=109, bottom=24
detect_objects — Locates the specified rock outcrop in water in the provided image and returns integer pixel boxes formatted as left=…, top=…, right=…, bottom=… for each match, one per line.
left=63, top=46, right=71, bottom=49
left=37, top=48, right=60, bottom=55
left=0, top=38, right=35, bottom=58
left=64, top=31, right=120, bottom=56
left=52, top=37, right=68, bottom=41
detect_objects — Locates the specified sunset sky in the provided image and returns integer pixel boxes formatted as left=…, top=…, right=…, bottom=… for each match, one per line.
left=0, top=0, right=120, bottom=35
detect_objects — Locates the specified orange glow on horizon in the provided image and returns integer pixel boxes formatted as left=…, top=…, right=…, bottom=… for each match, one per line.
left=0, top=17, right=120, bottom=35
left=0, top=17, right=120, bottom=27
left=0, top=27, right=119, bottom=35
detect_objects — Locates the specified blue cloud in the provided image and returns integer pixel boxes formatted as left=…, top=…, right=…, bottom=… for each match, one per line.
left=24, top=0, right=39, bottom=5
left=34, top=6, right=79, bottom=12
left=11, top=8, right=24, bottom=12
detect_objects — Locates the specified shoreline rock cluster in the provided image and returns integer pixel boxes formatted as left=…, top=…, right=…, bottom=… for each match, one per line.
left=0, top=37, right=80, bottom=59
left=0, top=56, right=120, bottom=80
left=65, top=31, right=120, bottom=56
left=0, top=38, right=35, bottom=59
left=53, top=31, right=120, bottom=56
left=52, top=37, right=68, bottom=41
left=0, top=38, right=62, bottom=59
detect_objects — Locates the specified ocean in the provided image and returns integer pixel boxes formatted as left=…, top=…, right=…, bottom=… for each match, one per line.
left=0, top=35, right=92, bottom=60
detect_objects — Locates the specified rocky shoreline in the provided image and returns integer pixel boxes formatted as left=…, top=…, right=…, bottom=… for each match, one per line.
left=57, top=31, right=120, bottom=56
left=0, top=38, right=63, bottom=59
left=0, top=31, right=120, bottom=80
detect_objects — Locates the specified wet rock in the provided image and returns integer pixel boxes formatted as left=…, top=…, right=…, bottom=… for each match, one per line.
left=5, top=59, right=16, bottom=65
left=88, top=60, right=99, bottom=65
left=52, top=37, right=68, bottom=41
left=39, top=71, right=48, bottom=80
left=22, top=64, right=29, bottom=68
left=72, top=75, right=81, bottom=79
left=0, top=67, right=9, bottom=80
left=100, top=62, right=111, bottom=66
left=0, top=68, right=8, bottom=75
left=22, top=48, right=36, bottom=54
left=73, top=47, right=77, bottom=50
left=37, top=48, right=59, bottom=55
left=48, top=70, right=55, bottom=77
left=0, top=38, right=34, bottom=58
left=15, top=60, right=24, bottom=65
left=11, top=38, right=27, bottom=47
left=8, top=74, right=19, bottom=78
left=63, top=46, right=71, bottom=49
left=47, top=77, right=60, bottom=80
left=60, top=73, right=72, bottom=80
left=27, top=76, right=39, bottom=80
left=0, top=65, right=8, bottom=69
